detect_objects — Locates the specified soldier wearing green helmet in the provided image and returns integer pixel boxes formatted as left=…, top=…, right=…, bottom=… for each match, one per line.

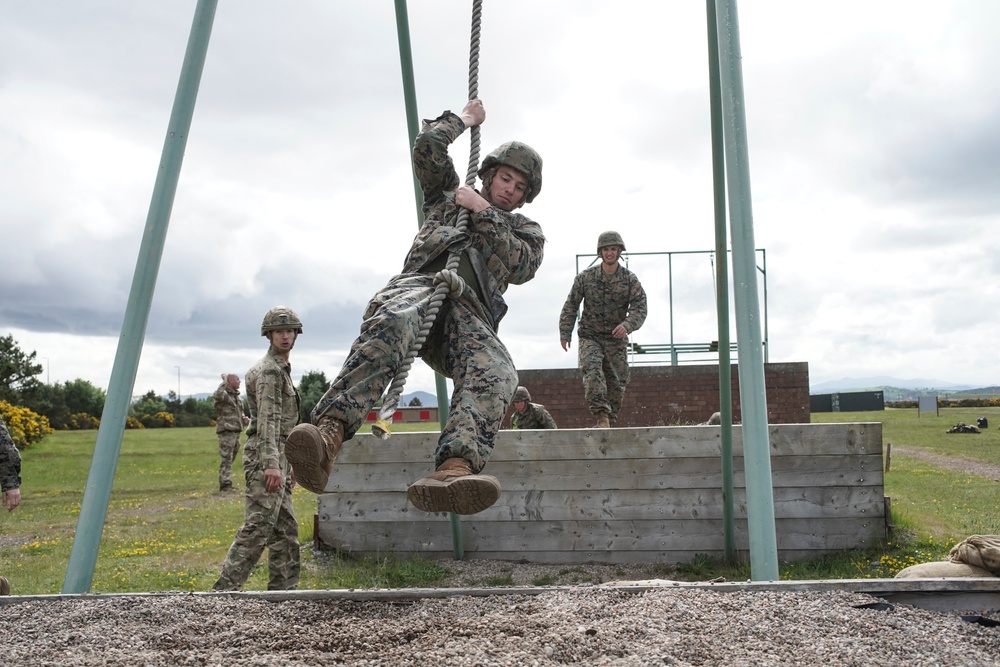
left=214, top=305, right=302, bottom=591
left=286, top=98, right=545, bottom=515
left=559, top=232, right=648, bottom=428
left=508, top=385, right=557, bottom=430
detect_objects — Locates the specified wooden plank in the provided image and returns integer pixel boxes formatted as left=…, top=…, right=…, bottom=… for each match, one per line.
left=332, top=423, right=884, bottom=465
left=318, top=517, right=882, bottom=556
left=318, top=485, right=885, bottom=523
left=323, top=454, right=884, bottom=493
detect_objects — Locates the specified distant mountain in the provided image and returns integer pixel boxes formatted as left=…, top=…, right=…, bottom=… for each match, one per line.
left=810, top=377, right=975, bottom=394
left=955, top=386, right=1000, bottom=395
left=400, top=390, right=438, bottom=407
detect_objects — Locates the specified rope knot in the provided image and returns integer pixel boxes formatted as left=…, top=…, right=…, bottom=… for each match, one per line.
left=434, top=269, right=466, bottom=298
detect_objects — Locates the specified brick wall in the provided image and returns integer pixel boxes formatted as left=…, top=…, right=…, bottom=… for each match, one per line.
left=506, top=362, right=810, bottom=428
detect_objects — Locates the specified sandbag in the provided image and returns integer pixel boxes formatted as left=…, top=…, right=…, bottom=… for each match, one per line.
left=948, top=535, right=1000, bottom=574
left=895, top=561, right=995, bottom=579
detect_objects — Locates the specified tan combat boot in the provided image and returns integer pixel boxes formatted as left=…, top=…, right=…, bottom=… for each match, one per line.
left=285, top=417, right=345, bottom=494
left=0, top=576, right=10, bottom=595
left=592, top=413, right=611, bottom=429
left=406, top=457, right=502, bottom=515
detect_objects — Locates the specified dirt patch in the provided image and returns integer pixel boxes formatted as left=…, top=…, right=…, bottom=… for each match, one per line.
left=890, top=446, right=1000, bottom=482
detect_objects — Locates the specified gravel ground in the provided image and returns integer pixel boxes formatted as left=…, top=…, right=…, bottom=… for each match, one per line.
left=2, top=577, right=999, bottom=666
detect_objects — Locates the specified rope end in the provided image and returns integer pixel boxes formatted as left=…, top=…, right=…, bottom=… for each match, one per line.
left=372, top=418, right=393, bottom=440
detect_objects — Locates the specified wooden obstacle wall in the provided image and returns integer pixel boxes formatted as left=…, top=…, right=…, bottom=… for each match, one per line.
left=315, top=423, right=884, bottom=565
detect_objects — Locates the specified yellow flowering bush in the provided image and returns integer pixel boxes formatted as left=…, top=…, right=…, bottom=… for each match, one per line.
left=0, top=400, right=54, bottom=449
left=66, top=412, right=100, bottom=430
left=140, top=411, right=175, bottom=428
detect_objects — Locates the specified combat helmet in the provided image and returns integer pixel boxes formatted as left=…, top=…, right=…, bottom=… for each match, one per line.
left=512, top=386, right=531, bottom=402
left=478, top=141, right=543, bottom=203
left=260, top=306, right=303, bottom=336
left=597, top=230, right=626, bottom=254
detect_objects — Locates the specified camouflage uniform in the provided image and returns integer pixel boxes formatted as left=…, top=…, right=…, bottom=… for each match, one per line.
left=0, top=415, right=21, bottom=496
left=559, top=263, right=647, bottom=421
left=511, top=402, right=557, bottom=430
left=214, top=347, right=301, bottom=591
left=213, top=380, right=245, bottom=491
left=312, top=110, right=545, bottom=473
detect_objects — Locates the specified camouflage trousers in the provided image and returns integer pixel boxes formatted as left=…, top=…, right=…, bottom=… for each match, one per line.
left=313, top=272, right=517, bottom=473
left=213, top=455, right=299, bottom=591
left=578, top=336, right=630, bottom=421
left=217, top=430, right=241, bottom=489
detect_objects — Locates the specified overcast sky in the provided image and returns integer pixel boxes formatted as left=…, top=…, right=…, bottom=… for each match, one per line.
left=2, top=0, right=999, bottom=401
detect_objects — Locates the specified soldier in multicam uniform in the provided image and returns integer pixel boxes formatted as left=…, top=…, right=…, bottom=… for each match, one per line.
left=286, top=98, right=545, bottom=515
left=559, top=231, right=647, bottom=428
left=1, top=414, right=22, bottom=594
left=509, top=386, right=557, bottom=430
left=213, top=373, right=249, bottom=493
left=213, top=306, right=302, bottom=591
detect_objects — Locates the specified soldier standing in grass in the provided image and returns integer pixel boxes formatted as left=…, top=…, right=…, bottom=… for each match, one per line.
left=213, top=306, right=302, bottom=591
left=559, top=231, right=647, bottom=428
left=213, top=372, right=249, bottom=493
left=0, top=414, right=22, bottom=595
left=285, top=98, right=545, bottom=515
left=508, top=386, right=557, bottom=429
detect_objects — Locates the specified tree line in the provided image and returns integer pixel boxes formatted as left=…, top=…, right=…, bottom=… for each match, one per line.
left=0, top=334, right=342, bottom=448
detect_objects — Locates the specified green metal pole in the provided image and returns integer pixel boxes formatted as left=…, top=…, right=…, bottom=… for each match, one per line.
left=63, top=0, right=218, bottom=593
left=714, top=0, right=779, bottom=581
left=393, top=0, right=463, bottom=559
left=705, top=0, right=736, bottom=563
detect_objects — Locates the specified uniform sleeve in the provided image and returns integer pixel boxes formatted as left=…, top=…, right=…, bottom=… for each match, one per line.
left=470, top=208, right=545, bottom=287
left=559, top=274, right=585, bottom=341
left=541, top=407, right=558, bottom=429
left=412, top=112, right=465, bottom=207
left=0, top=416, right=22, bottom=492
left=624, top=273, right=648, bottom=333
left=252, top=368, right=285, bottom=469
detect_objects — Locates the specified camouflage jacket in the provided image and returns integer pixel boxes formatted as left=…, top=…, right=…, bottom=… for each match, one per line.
left=511, top=403, right=558, bottom=430
left=404, top=111, right=545, bottom=330
left=0, top=415, right=22, bottom=492
left=559, top=263, right=648, bottom=342
left=244, top=348, right=300, bottom=470
left=213, top=382, right=246, bottom=433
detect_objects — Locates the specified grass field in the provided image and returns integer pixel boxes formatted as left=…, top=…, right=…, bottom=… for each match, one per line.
left=2, top=421, right=446, bottom=595
left=2, top=409, right=998, bottom=594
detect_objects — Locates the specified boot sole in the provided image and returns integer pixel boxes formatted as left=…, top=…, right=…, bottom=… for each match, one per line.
left=406, top=475, right=501, bottom=515
left=285, top=424, right=330, bottom=494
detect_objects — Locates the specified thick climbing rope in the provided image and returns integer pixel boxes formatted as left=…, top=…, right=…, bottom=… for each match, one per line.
left=372, top=0, right=484, bottom=439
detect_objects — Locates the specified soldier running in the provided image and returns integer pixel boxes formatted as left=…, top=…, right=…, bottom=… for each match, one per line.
left=559, top=231, right=647, bottom=428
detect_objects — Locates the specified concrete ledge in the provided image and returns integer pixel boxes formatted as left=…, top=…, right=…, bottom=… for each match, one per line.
left=3, top=578, right=997, bottom=613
